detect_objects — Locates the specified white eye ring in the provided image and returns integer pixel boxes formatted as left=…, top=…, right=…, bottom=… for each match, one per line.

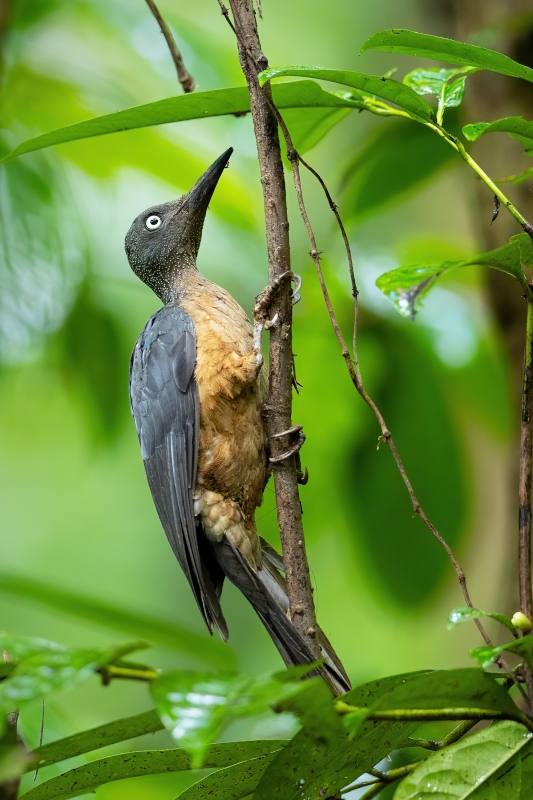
left=145, top=214, right=162, bottom=230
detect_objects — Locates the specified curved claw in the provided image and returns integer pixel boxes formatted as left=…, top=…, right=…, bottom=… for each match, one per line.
left=270, top=425, right=306, bottom=463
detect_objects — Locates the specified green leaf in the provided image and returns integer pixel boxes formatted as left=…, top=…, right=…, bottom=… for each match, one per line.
left=0, top=632, right=65, bottom=663
left=393, top=721, right=532, bottom=800
left=0, top=643, right=138, bottom=711
left=258, top=66, right=436, bottom=121
left=0, top=81, right=360, bottom=165
left=403, top=66, right=472, bottom=122
left=18, top=742, right=285, bottom=800
left=471, top=636, right=533, bottom=669
left=30, top=709, right=164, bottom=770
left=254, top=672, right=426, bottom=800
left=150, top=666, right=316, bottom=767
left=282, top=105, right=352, bottom=155
left=176, top=754, right=278, bottom=800
left=0, top=572, right=236, bottom=669
left=376, top=233, right=533, bottom=318
left=448, top=607, right=517, bottom=636
left=361, top=29, right=533, bottom=84
left=470, top=739, right=533, bottom=799
left=341, top=112, right=460, bottom=221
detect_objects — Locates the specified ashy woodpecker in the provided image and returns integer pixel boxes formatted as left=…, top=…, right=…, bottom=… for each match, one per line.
left=125, top=148, right=349, bottom=694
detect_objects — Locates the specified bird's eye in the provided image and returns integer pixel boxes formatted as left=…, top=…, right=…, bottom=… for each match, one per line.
left=145, top=214, right=162, bottom=230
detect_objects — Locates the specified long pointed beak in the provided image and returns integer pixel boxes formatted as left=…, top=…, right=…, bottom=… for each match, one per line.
left=184, top=147, right=233, bottom=214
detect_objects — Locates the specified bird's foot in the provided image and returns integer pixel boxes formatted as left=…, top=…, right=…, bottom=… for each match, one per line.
left=270, top=424, right=306, bottom=463
left=254, top=271, right=302, bottom=327
left=253, top=273, right=301, bottom=365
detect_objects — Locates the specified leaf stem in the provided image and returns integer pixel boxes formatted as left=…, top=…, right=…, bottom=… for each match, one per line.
left=408, top=719, right=477, bottom=750
left=98, top=665, right=159, bottom=684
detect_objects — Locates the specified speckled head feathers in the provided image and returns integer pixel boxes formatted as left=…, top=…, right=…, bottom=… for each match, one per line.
left=125, top=148, right=233, bottom=302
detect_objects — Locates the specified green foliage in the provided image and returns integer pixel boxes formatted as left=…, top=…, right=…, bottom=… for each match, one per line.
left=376, top=234, right=533, bottom=319
left=394, top=721, right=533, bottom=799
left=258, top=66, right=436, bottom=120
left=471, top=636, right=533, bottom=669
left=150, top=665, right=318, bottom=767
left=340, top=112, right=460, bottom=221
left=448, top=607, right=517, bottom=637
left=0, top=572, right=236, bottom=669
left=463, top=116, right=533, bottom=183
left=347, top=323, right=466, bottom=606
left=0, top=82, right=359, bottom=165
left=403, top=65, right=474, bottom=123
left=176, top=754, right=279, bottom=800
left=20, top=742, right=285, bottom=800
left=30, top=709, right=164, bottom=769
left=361, top=29, right=533, bottom=83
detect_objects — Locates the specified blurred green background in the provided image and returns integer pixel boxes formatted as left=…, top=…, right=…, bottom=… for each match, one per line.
left=1, top=0, right=532, bottom=796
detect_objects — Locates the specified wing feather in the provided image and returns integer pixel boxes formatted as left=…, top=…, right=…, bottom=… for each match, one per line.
left=130, top=304, right=228, bottom=639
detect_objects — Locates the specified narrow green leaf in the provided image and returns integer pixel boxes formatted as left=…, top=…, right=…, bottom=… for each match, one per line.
left=471, top=636, right=533, bottom=668
left=29, top=709, right=164, bottom=770
left=448, top=607, right=517, bottom=636
left=361, top=29, right=533, bottom=84
left=0, top=573, right=236, bottom=669
left=258, top=66, right=436, bottom=121
left=463, top=116, right=533, bottom=178
left=442, top=75, right=468, bottom=109
left=151, top=667, right=315, bottom=767
left=18, top=742, right=285, bottom=800
left=254, top=672, right=427, bottom=800
left=376, top=233, right=533, bottom=318
left=282, top=105, right=352, bottom=155
left=341, top=113, right=460, bottom=221
left=176, top=754, right=277, bottom=800
left=394, top=721, right=532, bottom=800
left=0, top=81, right=360, bottom=165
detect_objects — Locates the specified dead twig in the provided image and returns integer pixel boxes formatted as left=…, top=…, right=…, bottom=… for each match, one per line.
left=144, top=0, right=196, bottom=92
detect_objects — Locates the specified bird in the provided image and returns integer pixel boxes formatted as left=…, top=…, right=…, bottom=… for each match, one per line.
left=125, top=148, right=350, bottom=695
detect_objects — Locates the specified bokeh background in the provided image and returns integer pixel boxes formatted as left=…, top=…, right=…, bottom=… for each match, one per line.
left=1, top=0, right=532, bottom=796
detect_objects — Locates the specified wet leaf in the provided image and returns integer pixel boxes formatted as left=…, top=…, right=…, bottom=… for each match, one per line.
left=259, top=66, right=436, bottom=121
left=470, top=636, right=533, bottom=669
left=403, top=66, right=473, bottom=121
left=361, top=29, right=533, bottom=84
left=447, top=607, right=517, bottom=636
left=376, top=233, right=533, bottom=318
left=0, top=81, right=361, bottom=165
left=150, top=666, right=316, bottom=767
left=394, top=721, right=532, bottom=800
left=19, top=742, right=286, bottom=800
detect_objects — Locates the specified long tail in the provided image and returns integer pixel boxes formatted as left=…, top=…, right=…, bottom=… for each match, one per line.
left=210, top=535, right=351, bottom=696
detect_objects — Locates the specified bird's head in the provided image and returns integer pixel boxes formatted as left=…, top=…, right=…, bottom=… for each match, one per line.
left=125, top=147, right=233, bottom=302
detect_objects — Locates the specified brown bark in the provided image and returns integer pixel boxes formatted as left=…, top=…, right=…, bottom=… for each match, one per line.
left=225, top=0, right=320, bottom=657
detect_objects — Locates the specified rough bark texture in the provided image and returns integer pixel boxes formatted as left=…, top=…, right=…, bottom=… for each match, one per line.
left=226, top=0, right=320, bottom=657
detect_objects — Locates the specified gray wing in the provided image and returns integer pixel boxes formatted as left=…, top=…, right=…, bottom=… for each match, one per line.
left=129, top=304, right=228, bottom=639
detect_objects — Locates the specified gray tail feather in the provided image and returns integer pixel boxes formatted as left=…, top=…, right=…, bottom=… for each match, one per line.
left=211, top=536, right=351, bottom=696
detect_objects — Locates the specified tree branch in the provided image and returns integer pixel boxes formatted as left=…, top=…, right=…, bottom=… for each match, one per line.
left=519, top=300, right=533, bottom=625
left=144, top=0, right=196, bottom=93
left=220, top=0, right=323, bottom=664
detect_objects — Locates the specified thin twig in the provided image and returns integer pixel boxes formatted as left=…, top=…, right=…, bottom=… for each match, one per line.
left=409, top=719, right=477, bottom=750
left=264, top=89, right=491, bottom=645
left=519, top=300, right=533, bottom=624
left=144, top=0, right=196, bottom=92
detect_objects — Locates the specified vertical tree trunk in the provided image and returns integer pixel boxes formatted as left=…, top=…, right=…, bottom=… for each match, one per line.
left=226, top=0, right=320, bottom=657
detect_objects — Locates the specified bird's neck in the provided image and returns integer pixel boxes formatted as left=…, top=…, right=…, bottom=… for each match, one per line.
left=156, top=256, right=198, bottom=304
